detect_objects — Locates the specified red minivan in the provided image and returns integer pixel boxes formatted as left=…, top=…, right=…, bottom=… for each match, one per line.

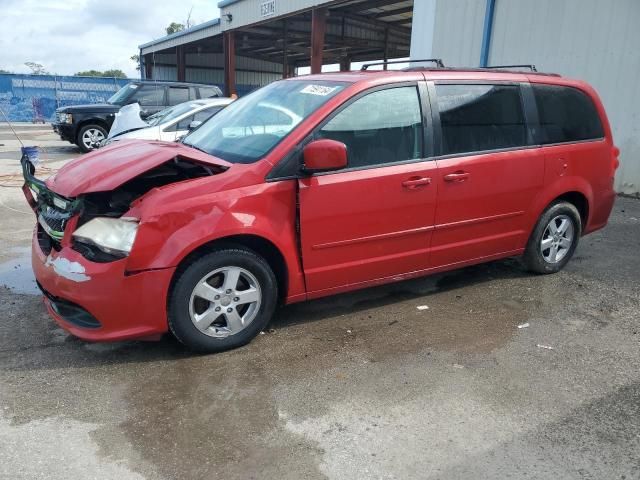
left=23, top=66, right=618, bottom=352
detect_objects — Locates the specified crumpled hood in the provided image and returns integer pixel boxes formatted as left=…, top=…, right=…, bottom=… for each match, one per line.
left=47, top=140, right=231, bottom=197
left=107, top=103, right=149, bottom=139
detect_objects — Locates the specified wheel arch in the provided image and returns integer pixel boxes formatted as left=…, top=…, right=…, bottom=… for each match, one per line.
left=552, top=191, right=589, bottom=229
left=169, top=234, right=289, bottom=303
left=529, top=177, right=593, bottom=237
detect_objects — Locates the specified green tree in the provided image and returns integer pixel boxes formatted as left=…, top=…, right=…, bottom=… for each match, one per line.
left=166, top=22, right=185, bottom=35
left=75, top=69, right=127, bottom=78
left=130, top=54, right=141, bottom=72
left=0, top=69, right=12, bottom=74
left=103, top=69, right=127, bottom=78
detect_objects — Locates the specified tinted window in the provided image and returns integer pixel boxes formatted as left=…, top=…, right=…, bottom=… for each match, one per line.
left=169, top=87, right=189, bottom=105
left=132, top=86, right=165, bottom=107
left=533, top=84, right=604, bottom=144
left=199, top=86, right=221, bottom=98
left=319, top=86, right=423, bottom=168
left=436, top=84, right=527, bottom=155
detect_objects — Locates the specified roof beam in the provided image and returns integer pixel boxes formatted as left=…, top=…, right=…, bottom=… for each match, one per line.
left=371, top=5, right=414, bottom=19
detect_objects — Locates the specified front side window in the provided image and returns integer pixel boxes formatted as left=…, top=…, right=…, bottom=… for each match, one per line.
left=175, top=108, right=222, bottom=131
left=436, top=84, right=527, bottom=155
left=175, top=115, right=195, bottom=131
left=149, top=102, right=199, bottom=127
left=132, top=86, right=165, bottom=107
left=533, top=84, right=604, bottom=144
left=193, top=107, right=222, bottom=123
left=319, top=86, right=423, bottom=168
left=183, top=80, right=347, bottom=164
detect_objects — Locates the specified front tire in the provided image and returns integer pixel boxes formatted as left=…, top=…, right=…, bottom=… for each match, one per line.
left=523, top=201, right=582, bottom=274
left=77, top=124, right=107, bottom=152
left=168, top=248, right=278, bottom=353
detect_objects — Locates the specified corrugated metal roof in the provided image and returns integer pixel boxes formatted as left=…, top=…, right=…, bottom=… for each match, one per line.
left=139, top=18, right=221, bottom=52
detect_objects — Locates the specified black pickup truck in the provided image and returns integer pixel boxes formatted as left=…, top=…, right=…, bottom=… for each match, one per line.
left=53, top=81, right=223, bottom=152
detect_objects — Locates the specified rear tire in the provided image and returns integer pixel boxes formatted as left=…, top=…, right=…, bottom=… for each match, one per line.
left=523, top=201, right=582, bottom=274
left=168, top=248, right=278, bottom=353
left=77, top=124, right=107, bottom=152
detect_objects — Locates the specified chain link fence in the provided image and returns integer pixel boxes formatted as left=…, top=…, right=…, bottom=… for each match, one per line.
left=0, top=73, right=134, bottom=123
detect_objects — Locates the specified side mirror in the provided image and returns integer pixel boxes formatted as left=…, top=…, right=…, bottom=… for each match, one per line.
left=302, top=139, right=347, bottom=173
left=188, top=120, right=203, bottom=131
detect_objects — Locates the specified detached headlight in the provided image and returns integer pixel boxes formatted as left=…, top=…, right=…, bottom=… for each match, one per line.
left=73, top=217, right=139, bottom=257
left=58, top=113, right=73, bottom=124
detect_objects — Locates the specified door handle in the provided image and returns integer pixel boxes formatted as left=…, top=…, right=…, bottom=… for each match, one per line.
left=402, top=177, right=431, bottom=189
left=443, top=171, right=470, bottom=182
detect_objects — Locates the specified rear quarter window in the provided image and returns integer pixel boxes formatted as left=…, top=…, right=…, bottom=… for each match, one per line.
left=199, top=87, right=221, bottom=98
left=532, top=84, right=604, bottom=144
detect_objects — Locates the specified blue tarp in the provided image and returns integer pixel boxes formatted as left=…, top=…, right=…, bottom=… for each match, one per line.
left=0, top=74, right=134, bottom=122
left=0, top=74, right=248, bottom=123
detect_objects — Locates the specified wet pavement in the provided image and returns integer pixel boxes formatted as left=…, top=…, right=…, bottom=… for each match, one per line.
left=0, top=125, right=639, bottom=479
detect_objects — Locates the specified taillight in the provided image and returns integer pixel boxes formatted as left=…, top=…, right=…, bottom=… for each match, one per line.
left=612, top=146, right=620, bottom=170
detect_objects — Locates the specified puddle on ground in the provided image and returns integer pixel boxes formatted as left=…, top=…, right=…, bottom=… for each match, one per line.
left=0, top=248, right=39, bottom=295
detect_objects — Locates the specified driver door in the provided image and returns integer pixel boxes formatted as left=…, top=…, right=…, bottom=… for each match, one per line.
left=298, top=84, right=438, bottom=295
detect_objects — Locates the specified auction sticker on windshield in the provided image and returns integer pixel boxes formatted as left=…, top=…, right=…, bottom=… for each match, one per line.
left=300, top=85, right=339, bottom=96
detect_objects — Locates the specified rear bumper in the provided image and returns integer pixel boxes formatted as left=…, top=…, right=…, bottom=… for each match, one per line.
left=32, top=231, right=175, bottom=342
left=52, top=123, right=76, bottom=143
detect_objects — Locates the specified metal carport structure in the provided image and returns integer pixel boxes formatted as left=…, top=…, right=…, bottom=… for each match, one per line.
left=139, top=0, right=414, bottom=96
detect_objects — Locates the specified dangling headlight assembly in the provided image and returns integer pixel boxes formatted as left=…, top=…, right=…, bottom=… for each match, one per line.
left=72, top=217, right=139, bottom=258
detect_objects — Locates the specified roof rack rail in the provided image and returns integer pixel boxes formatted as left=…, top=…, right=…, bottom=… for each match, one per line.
left=361, top=58, right=445, bottom=71
left=485, top=64, right=538, bottom=72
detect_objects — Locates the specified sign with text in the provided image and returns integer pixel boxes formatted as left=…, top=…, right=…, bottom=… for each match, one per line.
left=260, top=0, right=276, bottom=18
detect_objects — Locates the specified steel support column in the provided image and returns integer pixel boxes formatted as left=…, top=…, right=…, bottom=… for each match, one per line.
left=223, top=31, right=237, bottom=97
left=144, top=54, right=153, bottom=79
left=176, top=45, right=186, bottom=82
left=311, top=7, right=327, bottom=74
left=383, top=27, right=389, bottom=70
left=480, top=0, right=497, bottom=67
left=283, top=19, right=289, bottom=78
left=339, top=57, right=351, bottom=72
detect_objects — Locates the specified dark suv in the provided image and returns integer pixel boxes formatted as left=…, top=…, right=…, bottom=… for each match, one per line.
left=53, top=81, right=223, bottom=152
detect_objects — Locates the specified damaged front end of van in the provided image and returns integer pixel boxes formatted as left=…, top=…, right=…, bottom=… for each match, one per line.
left=21, top=140, right=231, bottom=341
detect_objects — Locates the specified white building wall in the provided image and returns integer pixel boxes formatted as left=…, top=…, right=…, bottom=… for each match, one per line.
left=409, top=0, right=437, bottom=60
left=411, top=0, right=640, bottom=195
left=489, top=0, right=640, bottom=194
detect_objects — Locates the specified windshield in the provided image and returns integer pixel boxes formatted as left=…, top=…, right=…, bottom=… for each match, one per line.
left=147, top=102, right=202, bottom=126
left=107, top=83, right=138, bottom=105
left=182, top=80, right=347, bottom=164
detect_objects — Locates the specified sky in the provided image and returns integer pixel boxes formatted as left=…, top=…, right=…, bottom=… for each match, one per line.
left=0, top=0, right=220, bottom=78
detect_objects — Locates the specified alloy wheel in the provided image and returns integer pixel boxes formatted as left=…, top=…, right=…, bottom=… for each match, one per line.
left=540, top=214, right=574, bottom=264
left=81, top=128, right=105, bottom=150
left=188, top=266, right=262, bottom=338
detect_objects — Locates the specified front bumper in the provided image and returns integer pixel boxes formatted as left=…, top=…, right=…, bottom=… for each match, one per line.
left=52, top=122, right=76, bottom=143
left=32, top=231, right=175, bottom=342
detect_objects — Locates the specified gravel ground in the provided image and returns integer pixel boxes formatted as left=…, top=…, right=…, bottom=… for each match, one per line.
left=1, top=124, right=639, bottom=480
